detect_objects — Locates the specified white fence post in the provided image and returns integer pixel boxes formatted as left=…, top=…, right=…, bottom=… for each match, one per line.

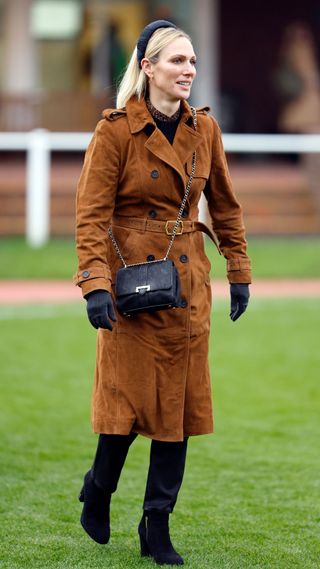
left=1, top=130, right=320, bottom=247
left=26, top=129, right=50, bottom=247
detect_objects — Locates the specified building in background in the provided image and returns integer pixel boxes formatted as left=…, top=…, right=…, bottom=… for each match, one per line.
left=1, top=0, right=320, bottom=132
left=0, top=0, right=218, bottom=131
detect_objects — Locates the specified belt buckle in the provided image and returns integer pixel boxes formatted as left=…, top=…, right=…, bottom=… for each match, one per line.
left=165, top=220, right=184, bottom=236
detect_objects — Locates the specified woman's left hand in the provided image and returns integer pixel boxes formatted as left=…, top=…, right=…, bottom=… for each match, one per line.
left=230, top=283, right=250, bottom=321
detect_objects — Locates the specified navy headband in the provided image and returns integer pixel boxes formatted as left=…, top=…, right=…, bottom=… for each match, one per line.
left=137, top=20, right=177, bottom=68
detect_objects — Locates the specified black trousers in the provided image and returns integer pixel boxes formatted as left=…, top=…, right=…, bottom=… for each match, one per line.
left=91, top=433, right=188, bottom=513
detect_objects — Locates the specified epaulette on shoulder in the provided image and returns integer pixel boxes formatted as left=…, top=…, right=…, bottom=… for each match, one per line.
left=103, top=108, right=127, bottom=121
left=196, top=105, right=211, bottom=115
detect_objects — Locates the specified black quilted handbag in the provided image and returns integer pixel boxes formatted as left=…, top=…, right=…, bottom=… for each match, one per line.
left=108, top=107, right=197, bottom=317
left=115, top=259, right=181, bottom=316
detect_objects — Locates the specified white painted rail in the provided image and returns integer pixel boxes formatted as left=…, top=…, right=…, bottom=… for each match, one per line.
left=1, top=130, right=320, bottom=247
left=0, top=130, right=91, bottom=247
left=224, top=134, right=320, bottom=153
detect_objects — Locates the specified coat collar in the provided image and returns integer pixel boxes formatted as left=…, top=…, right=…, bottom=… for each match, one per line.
left=126, top=95, right=194, bottom=133
left=126, top=96, right=204, bottom=186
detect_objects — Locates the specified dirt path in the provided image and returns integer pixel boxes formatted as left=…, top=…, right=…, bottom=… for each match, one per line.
left=0, top=279, right=320, bottom=305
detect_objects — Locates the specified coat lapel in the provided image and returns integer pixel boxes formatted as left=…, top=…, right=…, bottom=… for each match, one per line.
left=144, top=128, right=187, bottom=184
left=172, top=121, right=204, bottom=175
left=126, top=97, right=204, bottom=188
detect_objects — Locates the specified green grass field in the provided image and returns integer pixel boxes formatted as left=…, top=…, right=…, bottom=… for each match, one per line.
left=0, top=236, right=320, bottom=279
left=1, top=299, right=319, bottom=568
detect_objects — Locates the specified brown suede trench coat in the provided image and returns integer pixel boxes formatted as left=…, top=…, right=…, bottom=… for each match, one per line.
left=74, top=96, right=251, bottom=442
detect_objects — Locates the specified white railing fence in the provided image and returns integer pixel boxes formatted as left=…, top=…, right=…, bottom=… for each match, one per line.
left=1, top=129, right=320, bottom=247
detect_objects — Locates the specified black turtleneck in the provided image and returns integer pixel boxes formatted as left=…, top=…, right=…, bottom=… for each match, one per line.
left=146, top=98, right=181, bottom=145
left=153, top=115, right=180, bottom=145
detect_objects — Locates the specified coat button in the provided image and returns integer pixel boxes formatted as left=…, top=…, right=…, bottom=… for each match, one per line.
left=149, top=210, right=157, bottom=218
left=147, top=254, right=155, bottom=262
left=180, top=298, right=188, bottom=308
left=82, top=270, right=90, bottom=278
left=181, top=209, right=188, bottom=218
left=180, top=254, right=188, bottom=263
left=151, top=169, right=160, bottom=179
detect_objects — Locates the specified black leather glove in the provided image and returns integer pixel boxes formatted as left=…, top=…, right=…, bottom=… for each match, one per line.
left=85, top=290, right=117, bottom=331
left=230, top=283, right=250, bottom=322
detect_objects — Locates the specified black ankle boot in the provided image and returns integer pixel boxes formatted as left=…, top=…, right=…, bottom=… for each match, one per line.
left=78, top=470, right=111, bottom=544
left=138, top=511, right=184, bottom=565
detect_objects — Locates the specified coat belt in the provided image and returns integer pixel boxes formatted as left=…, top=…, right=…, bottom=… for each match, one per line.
left=111, top=216, right=221, bottom=254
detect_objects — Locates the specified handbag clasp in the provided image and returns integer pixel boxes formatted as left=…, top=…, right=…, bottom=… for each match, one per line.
left=136, top=285, right=150, bottom=295
left=165, top=220, right=184, bottom=236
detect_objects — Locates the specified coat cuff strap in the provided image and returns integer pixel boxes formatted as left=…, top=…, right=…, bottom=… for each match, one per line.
left=227, top=258, right=252, bottom=284
left=73, top=266, right=112, bottom=297
left=80, top=278, right=112, bottom=297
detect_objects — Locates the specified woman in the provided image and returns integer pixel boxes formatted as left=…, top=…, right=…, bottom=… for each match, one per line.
left=74, top=20, right=251, bottom=566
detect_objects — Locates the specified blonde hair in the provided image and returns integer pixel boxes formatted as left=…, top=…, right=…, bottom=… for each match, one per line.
left=116, top=27, right=191, bottom=109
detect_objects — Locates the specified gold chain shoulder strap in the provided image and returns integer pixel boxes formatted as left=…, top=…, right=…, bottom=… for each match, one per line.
left=109, top=106, right=197, bottom=267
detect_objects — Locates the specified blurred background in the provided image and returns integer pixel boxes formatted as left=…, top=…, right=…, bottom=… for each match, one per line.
left=1, top=3, right=320, bottom=568
left=0, top=0, right=320, bottom=241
